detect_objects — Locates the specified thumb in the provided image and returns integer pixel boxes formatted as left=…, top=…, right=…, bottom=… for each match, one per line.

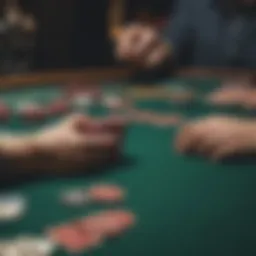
left=63, top=114, right=91, bottom=130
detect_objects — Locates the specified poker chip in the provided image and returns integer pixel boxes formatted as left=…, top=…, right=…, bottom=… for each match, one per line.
left=66, top=86, right=101, bottom=104
left=48, top=224, right=103, bottom=253
left=97, top=210, right=135, bottom=237
left=88, top=184, right=125, bottom=203
left=81, top=210, right=135, bottom=238
left=48, top=99, right=70, bottom=115
left=130, top=109, right=153, bottom=124
left=60, top=189, right=90, bottom=207
left=64, top=230, right=103, bottom=253
left=0, top=236, right=57, bottom=256
left=0, top=194, right=26, bottom=222
left=72, top=93, right=93, bottom=108
left=17, top=102, right=48, bottom=121
left=0, top=102, right=10, bottom=121
left=103, top=94, right=123, bottom=109
left=14, top=236, right=56, bottom=255
left=167, top=85, right=194, bottom=103
left=151, top=114, right=182, bottom=127
left=206, top=87, right=248, bottom=106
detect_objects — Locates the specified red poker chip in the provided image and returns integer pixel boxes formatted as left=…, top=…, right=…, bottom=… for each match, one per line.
left=18, top=103, right=48, bottom=121
left=98, top=210, right=135, bottom=237
left=80, top=210, right=135, bottom=238
left=152, top=114, right=182, bottom=127
left=65, top=85, right=101, bottom=99
left=47, top=225, right=72, bottom=241
left=0, top=102, right=10, bottom=121
left=52, top=226, right=86, bottom=253
left=88, top=184, right=125, bottom=203
left=48, top=99, right=70, bottom=115
left=75, top=227, right=103, bottom=252
left=47, top=224, right=101, bottom=253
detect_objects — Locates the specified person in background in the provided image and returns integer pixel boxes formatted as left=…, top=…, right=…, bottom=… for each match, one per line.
left=116, top=0, right=256, bottom=68
left=115, top=0, right=256, bottom=161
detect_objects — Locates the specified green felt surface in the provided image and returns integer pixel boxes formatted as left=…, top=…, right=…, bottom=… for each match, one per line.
left=1, top=77, right=256, bottom=256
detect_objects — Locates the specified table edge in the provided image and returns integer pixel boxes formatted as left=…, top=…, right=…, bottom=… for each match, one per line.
left=0, top=67, right=255, bottom=90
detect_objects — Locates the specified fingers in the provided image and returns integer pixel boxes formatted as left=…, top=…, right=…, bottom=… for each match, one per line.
left=175, top=125, right=202, bottom=154
left=101, top=116, right=127, bottom=134
left=132, top=28, right=158, bottom=59
left=210, top=145, right=235, bottom=161
left=116, top=24, right=142, bottom=61
left=144, top=43, right=170, bottom=68
left=115, top=24, right=168, bottom=68
left=62, top=114, right=91, bottom=130
left=174, top=116, right=256, bottom=161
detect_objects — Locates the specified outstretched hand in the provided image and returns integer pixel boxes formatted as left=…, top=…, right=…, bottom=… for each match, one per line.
left=175, top=116, right=256, bottom=161
left=34, top=114, right=126, bottom=172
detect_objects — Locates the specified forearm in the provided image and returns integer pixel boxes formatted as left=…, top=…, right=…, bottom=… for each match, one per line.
left=0, top=134, right=49, bottom=173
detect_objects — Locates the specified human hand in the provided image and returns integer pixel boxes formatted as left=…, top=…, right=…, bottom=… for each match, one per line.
left=115, top=23, right=171, bottom=68
left=34, top=114, right=126, bottom=172
left=175, top=116, right=256, bottom=161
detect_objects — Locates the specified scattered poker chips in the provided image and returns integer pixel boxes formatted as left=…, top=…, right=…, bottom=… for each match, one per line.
left=47, top=224, right=103, bottom=253
left=81, top=210, right=136, bottom=238
left=48, top=99, right=70, bottom=115
left=60, top=184, right=125, bottom=207
left=0, top=236, right=57, bottom=256
left=167, top=85, right=195, bottom=103
left=0, top=101, right=10, bottom=121
left=88, top=184, right=125, bottom=203
left=0, top=194, right=26, bottom=222
left=47, top=209, right=135, bottom=253
left=72, top=93, right=93, bottom=109
left=206, top=87, right=249, bottom=106
left=149, top=114, right=183, bottom=127
left=60, top=189, right=90, bottom=207
left=103, top=93, right=124, bottom=109
left=16, top=102, right=48, bottom=121
left=128, top=109, right=182, bottom=127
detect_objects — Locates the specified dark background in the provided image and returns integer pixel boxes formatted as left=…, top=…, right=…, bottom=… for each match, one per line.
left=1, top=0, right=173, bottom=70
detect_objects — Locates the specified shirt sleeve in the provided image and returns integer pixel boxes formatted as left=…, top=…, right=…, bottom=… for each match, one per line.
left=162, top=0, right=194, bottom=64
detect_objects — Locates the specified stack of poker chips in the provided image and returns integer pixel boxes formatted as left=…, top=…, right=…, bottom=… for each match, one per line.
left=0, top=0, right=37, bottom=74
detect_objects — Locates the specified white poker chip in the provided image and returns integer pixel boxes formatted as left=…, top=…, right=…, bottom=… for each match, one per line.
left=0, top=194, right=26, bottom=222
left=103, top=94, right=123, bottom=109
left=0, top=240, right=12, bottom=252
left=61, top=189, right=90, bottom=207
left=72, top=94, right=93, bottom=108
left=15, top=236, right=57, bottom=255
left=2, top=246, right=20, bottom=256
left=15, top=101, right=40, bottom=112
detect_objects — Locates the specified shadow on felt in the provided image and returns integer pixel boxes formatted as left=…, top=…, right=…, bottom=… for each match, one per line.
left=221, top=153, right=256, bottom=166
left=0, top=155, right=137, bottom=190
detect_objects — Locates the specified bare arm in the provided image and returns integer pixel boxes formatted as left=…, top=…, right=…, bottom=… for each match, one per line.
left=0, top=134, right=45, bottom=173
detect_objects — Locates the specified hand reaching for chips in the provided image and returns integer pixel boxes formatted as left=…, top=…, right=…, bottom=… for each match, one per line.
left=33, top=114, right=126, bottom=172
left=175, top=116, right=256, bottom=161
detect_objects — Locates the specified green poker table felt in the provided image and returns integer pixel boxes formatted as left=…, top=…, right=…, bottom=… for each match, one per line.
left=0, top=68, right=256, bottom=256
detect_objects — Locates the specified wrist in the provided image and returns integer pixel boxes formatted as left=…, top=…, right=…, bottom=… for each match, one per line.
left=0, top=134, right=36, bottom=158
left=0, top=134, right=45, bottom=173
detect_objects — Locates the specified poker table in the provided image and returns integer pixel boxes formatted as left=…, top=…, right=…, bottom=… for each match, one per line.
left=1, top=67, right=256, bottom=256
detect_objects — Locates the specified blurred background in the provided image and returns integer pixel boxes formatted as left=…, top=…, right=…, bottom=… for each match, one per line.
left=0, top=0, right=173, bottom=74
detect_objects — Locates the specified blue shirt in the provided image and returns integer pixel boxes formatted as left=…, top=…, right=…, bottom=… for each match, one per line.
left=164, top=0, right=256, bottom=68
